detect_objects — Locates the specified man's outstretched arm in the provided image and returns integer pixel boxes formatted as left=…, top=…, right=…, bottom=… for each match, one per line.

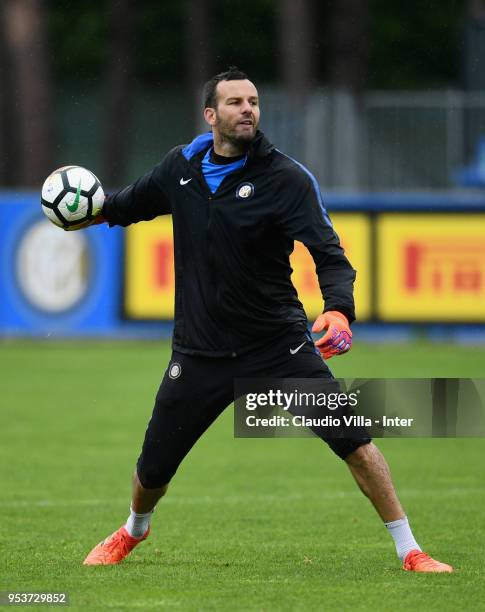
left=65, top=152, right=174, bottom=231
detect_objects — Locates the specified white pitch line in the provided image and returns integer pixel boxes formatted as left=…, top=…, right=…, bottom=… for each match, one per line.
left=0, top=487, right=483, bottom=508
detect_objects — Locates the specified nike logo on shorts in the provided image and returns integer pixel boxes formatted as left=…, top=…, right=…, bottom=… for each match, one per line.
left=179, top=177, right=192, bottom=185
left=290, top=342, right=306, bottom=355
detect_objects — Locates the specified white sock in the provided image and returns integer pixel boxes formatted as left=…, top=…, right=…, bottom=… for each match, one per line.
left=125, top=506, right=153, bottom=538
left=385, top=516, right=421, bottom=561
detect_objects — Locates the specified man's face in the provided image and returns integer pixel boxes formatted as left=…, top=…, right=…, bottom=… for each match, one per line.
left=205, top=79, right=260, bottom=145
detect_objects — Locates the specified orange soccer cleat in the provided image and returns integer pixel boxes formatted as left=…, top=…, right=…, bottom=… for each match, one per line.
left=403, top=549, right=453, bottom=573
left=83, top=526, right=150, bottom=566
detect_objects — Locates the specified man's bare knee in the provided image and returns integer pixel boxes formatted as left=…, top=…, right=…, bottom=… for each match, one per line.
left=344, top=441, right=377, bottom=468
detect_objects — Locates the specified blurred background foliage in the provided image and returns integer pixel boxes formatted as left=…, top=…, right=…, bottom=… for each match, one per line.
left=368, top=0, right=464, bottom=88
left=0, top=0, right=476, bottom=187
left=47, top=0, right=464, bottom=87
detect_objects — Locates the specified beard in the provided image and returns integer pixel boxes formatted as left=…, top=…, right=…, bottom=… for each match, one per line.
left=214, top=114, right=258, bottom=148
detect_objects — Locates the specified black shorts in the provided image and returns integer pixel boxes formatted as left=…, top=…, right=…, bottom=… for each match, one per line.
left=137, top=327, right=371, bottom=488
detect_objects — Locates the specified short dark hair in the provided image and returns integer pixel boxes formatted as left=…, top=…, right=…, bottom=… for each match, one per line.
left=203, top=66, right=249, bottom=108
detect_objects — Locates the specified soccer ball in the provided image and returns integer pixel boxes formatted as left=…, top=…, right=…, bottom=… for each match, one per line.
left=41, top=165, right=104, bottom=229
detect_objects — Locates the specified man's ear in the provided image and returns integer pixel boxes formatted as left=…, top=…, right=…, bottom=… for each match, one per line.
left=204, top=107, right=216, bottom=127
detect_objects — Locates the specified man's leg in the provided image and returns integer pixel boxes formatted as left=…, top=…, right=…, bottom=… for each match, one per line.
left=123, top=473, right=169, bottom=538
left=344, top=441, right=452, bottom=572
left=248, top=326, right=453, bottom=573
left=83, top=352, right=234, bottom=565
left=345, top=442, right=403, bottom=522
left=131, top=472, right=168, bottom=514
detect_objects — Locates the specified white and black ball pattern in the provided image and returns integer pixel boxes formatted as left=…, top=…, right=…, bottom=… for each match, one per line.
left=41, top=165, right=104, bottom=228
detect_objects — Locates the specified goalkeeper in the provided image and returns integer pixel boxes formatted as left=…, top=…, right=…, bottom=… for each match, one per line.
left=82, top=67, right=452, bottom=573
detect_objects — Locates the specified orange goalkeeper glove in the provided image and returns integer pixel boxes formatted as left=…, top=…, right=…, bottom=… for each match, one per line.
left=312, top=311, right=352, bottom=360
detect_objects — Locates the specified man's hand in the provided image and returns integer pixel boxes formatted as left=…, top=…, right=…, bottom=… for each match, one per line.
left=312, top=311, right=352, bottom=359
left=63, top=214, right=106, bottom=231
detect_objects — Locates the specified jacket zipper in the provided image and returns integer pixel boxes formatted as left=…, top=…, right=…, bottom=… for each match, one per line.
left=206, top=192, right=237, bottom=358
left=190, top=155, right=252, bottom=358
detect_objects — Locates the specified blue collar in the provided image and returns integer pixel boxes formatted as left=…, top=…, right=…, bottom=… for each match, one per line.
left=182, top=133, right=214, bottom=160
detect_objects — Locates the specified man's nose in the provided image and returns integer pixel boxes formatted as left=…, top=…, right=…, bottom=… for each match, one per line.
left=241, top=100, right=252, bottom=113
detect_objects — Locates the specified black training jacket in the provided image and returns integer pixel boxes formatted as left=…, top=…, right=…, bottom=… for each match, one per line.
left=103, top=130, right=356, bottom=357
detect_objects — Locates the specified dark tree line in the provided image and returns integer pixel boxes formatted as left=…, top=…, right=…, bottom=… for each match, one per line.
left=0, top=0, right=468, bottom=187
left=1, top=0, right=55, bottom=186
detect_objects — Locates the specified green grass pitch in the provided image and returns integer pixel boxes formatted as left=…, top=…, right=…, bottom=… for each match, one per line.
left=1, top=340, right=485, bottom=610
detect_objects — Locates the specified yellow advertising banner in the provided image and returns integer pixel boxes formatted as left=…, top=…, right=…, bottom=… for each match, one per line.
left=377, top=214, right=485, bottom=321
left=290, top=213, right=371, bottom=320
left=124, top=213, right=371, bottom=321
left=125, top=216, right=175, bottom=319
